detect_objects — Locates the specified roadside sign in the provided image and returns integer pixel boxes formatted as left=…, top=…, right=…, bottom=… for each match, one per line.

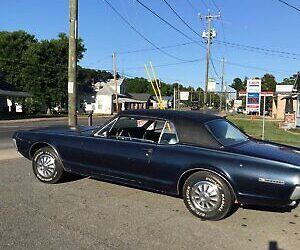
left=180, top=91, right=190, bottom=101
left=208, top=78, right=216, bottom=92
left=246, top=79, right=261, bottom=114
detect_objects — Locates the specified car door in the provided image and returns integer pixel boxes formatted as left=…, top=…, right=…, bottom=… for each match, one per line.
left=81, top=116, right=165, bottom=186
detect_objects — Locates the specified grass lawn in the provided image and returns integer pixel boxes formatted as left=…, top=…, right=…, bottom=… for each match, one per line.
left=228, top=116, right=300, bottom=147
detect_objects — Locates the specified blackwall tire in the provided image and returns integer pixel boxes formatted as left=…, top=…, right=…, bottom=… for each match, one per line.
left=32, top=146, right=65, bottom=184
left=182, top=171, right=234, bottom=221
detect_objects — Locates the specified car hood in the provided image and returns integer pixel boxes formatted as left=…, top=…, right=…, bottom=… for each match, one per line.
left=28, top=125, right=99, bottom=136
left=229, top=139, right=300, bottom=166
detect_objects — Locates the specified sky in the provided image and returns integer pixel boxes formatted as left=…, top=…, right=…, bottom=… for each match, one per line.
left=1, top=0, right=300, bottom=90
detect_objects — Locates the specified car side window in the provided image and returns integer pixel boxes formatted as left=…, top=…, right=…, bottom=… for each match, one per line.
left=159, top=121, right=179, bottom=145
left=108, top=116, right=165, bottom=143
left=95, top=118, right=118, bottom=137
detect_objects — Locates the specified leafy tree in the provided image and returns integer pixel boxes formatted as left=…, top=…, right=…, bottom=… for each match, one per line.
left=0, top=31, right=86, bottom=113
left=230, top=78, right=245, bottom=92
left=0, top=30, right=37, bottom=90
left=261, top=73, right=277, bottom=91
left=78, top=67, right=113, bottom=86
left=126, top=77, right=149, bottom=93
left=282, top=75, right=296, bottom=85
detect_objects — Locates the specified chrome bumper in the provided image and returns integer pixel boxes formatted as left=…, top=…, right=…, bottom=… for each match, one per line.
left=290, top=186, right=300, bottom=200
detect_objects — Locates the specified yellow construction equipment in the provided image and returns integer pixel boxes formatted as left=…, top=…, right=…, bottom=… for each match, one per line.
left=144, top=62, right=165, bottom=109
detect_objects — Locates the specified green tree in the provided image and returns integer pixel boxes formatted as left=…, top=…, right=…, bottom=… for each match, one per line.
left=0, top=31, right=86, bottom=113
left=230, top=78, right=245, bottom=92
left=0, top=30, right=37, bottom=90
left=126, top=77, right=149, bottom=93
left=77, top=67, right=113, bottom=86
left=261, top=73, right=277, bottom=91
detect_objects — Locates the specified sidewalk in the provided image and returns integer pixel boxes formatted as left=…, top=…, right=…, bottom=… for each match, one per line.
left=0, top=148, right=22, bottom=161
left=0, top=114, right=113, bottom=124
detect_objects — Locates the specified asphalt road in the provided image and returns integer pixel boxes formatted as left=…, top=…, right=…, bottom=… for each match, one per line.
left=0, top=116, right=111, bottom=150
left=0, top=149, right=299, bottom=250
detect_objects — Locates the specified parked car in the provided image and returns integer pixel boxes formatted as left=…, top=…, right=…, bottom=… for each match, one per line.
left=237, top=106, right=246, bottom=114
left=190, top=105, right=200, bottom=111
left=13, top=110, right=300, bottom=220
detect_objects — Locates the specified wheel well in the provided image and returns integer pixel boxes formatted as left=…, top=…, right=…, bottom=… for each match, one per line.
left=29, top=142, right=53, bottom=159
left=177, top=169, right=237, bottom=201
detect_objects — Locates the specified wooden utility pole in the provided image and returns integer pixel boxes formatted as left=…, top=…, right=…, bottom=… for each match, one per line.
left=113, top=52, right=119, bottom=113
left=68, top=0, right=78, bottom=127
left=173, top=87, right=176, bottom=110
left=219, top=57, right=225, bottom=111
left=200, top=12, right=220, bottom=109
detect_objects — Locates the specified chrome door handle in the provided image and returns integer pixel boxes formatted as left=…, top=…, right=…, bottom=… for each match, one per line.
left=143, top=148, right=153, bottom=157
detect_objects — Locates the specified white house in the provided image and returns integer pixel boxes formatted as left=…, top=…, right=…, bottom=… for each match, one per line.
left=79, top=78, right=126, bottom=115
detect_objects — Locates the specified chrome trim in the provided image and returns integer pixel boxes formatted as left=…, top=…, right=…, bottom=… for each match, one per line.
left=36, top=153, right=56, bottom=178
left=94, top=117, right=118, bottom=137
left=190, top=180, right=220, bottom=212
left=157, top=121, right=167, bottom=144
left=12, top=138, right=18, bottom=150
left=176, top=168, right=236, bottom=200
left=290, top=186, right=300, bottom=200
left=29, top=142, right=66, bottom=171
left=258, top=177, right=285, bottom=185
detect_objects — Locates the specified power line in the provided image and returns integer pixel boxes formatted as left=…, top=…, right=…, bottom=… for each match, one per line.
left=114, top=38, right=300, bottom=60
left=216, top=40, right=300, bottom=59
left=186, top=0, right=199, bottom=14
left=117, top=41, right=196, bottom=54
left=278, top=0, right=300, bottom=12
left=210, top=57, right=219, bottom=77
left=211, top=0, right=221, bottom=12
left=162, top=0, right=200, bottom=38
left=225, top=60, right=290, bottom=76
left=124, top=58, right=204, bottom=70
left=103, top=0, right=187, bottom=62
left=135, top=0, right=205, bottom=48
left=200, top=0, right=209, bottom=11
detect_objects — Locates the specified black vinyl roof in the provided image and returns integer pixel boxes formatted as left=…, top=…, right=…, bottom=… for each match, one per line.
left=120, top=109, right=220, bottom=124
left=120, top=109, right=223, bottom=148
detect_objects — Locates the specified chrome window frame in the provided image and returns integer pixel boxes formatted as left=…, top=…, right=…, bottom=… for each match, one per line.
left=158, top=120, right=179, bottom=145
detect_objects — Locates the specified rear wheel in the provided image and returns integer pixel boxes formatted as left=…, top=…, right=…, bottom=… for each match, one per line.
left=182, top=171, right=234, bottom=220
left=32, top=146, right=65, bottom=184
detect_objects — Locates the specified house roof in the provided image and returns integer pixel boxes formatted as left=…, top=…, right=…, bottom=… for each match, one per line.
left=0, top=76, right=31, bottom=97
left=95, top=78, right=125, bottom=88
left=128, top=93, right=152, bottom=102
left=97, top=85, right=115, bottom=95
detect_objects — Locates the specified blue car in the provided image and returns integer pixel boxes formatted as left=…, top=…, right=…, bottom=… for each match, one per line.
left=13, top=110, right=300, bottom=220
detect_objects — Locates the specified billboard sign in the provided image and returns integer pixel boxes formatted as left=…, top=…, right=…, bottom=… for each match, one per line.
left=180, top=91, right=190, bottom=101
left=247, top=79, right=261, bottom=93
left=208, top=78, right=216, bottom=92
left=246, top=79, right=261, bottom=114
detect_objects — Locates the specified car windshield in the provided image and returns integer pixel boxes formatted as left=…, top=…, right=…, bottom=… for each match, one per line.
left=206, top=119, right=248, bottom=146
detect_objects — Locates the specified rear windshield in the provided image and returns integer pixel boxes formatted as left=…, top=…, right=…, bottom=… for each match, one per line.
left=206, top=119, right=248, bottom=146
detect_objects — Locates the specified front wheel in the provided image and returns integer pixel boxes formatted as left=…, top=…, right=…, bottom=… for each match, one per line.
left=32, top=146, right=65, bottom=184
left=182, top=171, right=234, bottom=220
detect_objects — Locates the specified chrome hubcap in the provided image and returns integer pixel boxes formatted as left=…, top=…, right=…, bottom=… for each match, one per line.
left=190, top=181, right=220, bottom=212
left=36, top=153, right=56, bottom=178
